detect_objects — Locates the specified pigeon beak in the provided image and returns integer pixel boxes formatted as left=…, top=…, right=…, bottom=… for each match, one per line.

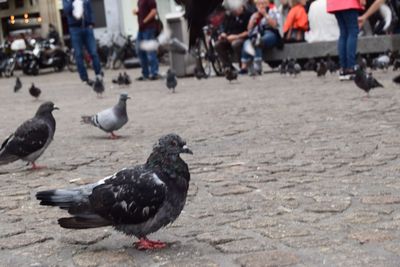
left=53, top=106, right=60, bottom=110
left=181, top=145, right=193, bottom=155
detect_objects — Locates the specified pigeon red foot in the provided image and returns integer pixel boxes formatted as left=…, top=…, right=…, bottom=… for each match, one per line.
left=110, top=132, right=120, bottom=139
left=134, top=238, right=167, bottom=250
left=31, top=162, right=46, bottom=170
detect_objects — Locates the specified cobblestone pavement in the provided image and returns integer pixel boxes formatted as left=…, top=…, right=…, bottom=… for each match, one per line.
left=1, top=68, right=400, bottom=267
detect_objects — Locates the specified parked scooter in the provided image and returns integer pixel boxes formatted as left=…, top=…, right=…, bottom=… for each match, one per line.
left=23, top=38, right=67, bottom=75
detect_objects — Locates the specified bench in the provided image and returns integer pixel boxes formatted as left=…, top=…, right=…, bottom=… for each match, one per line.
left=263, top=34, right=400, bottom=66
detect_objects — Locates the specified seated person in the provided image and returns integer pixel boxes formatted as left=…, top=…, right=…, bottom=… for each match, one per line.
left=305, top=0, right=339, bottom=42
left=215, top=4, right=252, bottom=70
left=283, top=0, right=308, bottom=42
left=240, top=0, right=282, bottom=74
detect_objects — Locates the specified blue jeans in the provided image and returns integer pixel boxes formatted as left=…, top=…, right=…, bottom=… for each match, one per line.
left=241, top=30, right=278, bottom=63
left=136, top=29, right=159, bottom=78
left=334, top=10, right=359, bottom=70
left=69, top=27, right=102, bottom=81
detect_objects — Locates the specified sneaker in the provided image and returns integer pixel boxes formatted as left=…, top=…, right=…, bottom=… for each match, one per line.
left=239, top=69, right=248, bottom=75
left=339, top=69, right=355, bottom=81
left=84, top=79, right=94, bottom=86
left=136, top=76, right=148, bottom=81
left=149, top=74, right=161, bottom=81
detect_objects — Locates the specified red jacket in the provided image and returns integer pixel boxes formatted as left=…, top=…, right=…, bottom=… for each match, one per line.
left=326, top=0, right=363, bottom=13
left=283, top=4, right=309, bottom=33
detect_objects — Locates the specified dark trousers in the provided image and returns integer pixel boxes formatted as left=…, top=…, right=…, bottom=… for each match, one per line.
left=215, top=38, right=244, bottom=68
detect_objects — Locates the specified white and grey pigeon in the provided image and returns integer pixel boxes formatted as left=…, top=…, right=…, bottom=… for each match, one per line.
left=81, top=93, right=130, bottom=139
left=166, top=69, right=177, bottom=93
left=0, top=101, right=58, bottom=170
left=36, top=133, right=193, bottom=250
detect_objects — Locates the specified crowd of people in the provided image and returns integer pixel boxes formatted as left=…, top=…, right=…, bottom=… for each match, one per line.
left=210, top=0, right=398, bottom=78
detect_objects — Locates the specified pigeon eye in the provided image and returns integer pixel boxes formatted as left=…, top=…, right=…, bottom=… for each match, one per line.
left=171, top=141, right=177, bottom=147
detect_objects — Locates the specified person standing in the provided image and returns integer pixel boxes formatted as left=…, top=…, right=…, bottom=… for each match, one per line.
left=134, top=0, right=160, bottom=81
left=63, top=0, right=103, bottom=87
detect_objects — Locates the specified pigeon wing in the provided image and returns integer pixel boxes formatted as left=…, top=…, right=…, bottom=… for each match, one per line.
left=89, top=167, right=167, bottom=224
left=1, top=119, right=50, bottom=159
left=95, top=108, right=118, bottom=132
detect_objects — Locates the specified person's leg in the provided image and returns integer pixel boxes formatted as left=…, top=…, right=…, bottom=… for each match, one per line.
left=240, top=39, right=253, bottom=73
left=342, top=9, right=359, bottom=70
left=83, top=27, right=102, bottom=77
left=215, top=39, right=232, bottom=68
left=231, top=39, right=244, bottom=66
left=261, top=30, right=278, bottom=49
left=334, top=12, right=348, bottom=70
left=70, top=27, right=89, bottom=82
left=136, top=31, right=150, bottom=79
left=142, top=29, right=159, bottom=78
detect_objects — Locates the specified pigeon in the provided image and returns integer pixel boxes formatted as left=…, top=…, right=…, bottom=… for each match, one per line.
left=93, top=77, right=105, bottom=96
left=81, top=93, right=130, bottom=139
left=225, top=67, right=238, bottom=82
left=371, top=54, right=390, bottom=70
left=14, top=77, right=22, bottom=93
left=0, top=102, right=58, bottom=170
left=394, top=75, right=400, bottom=84
left=326, top=55, right=338, bottom=73
left=304, top=58, right=316, bottom=71
left=29, top=83, right=41, bottom=99
left=279, top=59, right=288, bottom=75
left=123, top=72, right=131, bottom=86
left=354, top=66, right=383, bottom=97
left=112, top=73, right=125, bottom=86
left=36, top=133, right=193, bottom=250
left=316, top=59, right=328, bottom=77
left=166, top=69, right=177, bottom=93
left=356, top=53, right=369, bottom=70
left=287, top=59, right=301, bottom=76
left=393, top=59, right=400, bottom=71
left=194, top=63, right=207, bottom=80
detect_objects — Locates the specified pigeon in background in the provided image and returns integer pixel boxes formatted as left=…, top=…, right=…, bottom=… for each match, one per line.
left=326, top=55, right=338, bottom=73
left=14, top=77, right=22, bottom=93
left=287, top=59, right=301, bottom=76
left=304, top=58, right=316, bottom=71
left=166, top=69, right=177, bottom=93
left=112, top=73, right=125, bottom=86
left=354, top=66, right=383, bottom=97
left=316, top=60, right=328, bottom=77
left=356, top=53, right=369, bottom=70
left=123, top=72, right=131, bottom=86
left=394, top=75, right=400, bottom=84
left=371, top=54, right=390, bottom=70
left=29, top=83, right=41, bottom=99
left=0, top=102, right=58, bottom=170
left=279, top=59, right=288, bottom=75
left=81, top=93, right=130, bottom=139
left=36, top=133, right=192, bottom=250
left=225, top=67, right=238, bottom=82
left=393, top=59, right=400, bottom=71
left=93, top=77, right=105, bottom=96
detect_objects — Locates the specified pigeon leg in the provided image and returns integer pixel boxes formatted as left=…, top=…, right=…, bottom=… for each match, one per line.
left=134, top=237, right=166, bottom=250
left=31, top=162, right=46, bottom=170
left=110, top=132, right=120, bottom=139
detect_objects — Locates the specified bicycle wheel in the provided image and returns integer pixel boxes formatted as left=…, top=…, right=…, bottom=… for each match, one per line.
left=197, top=38, right=212, bottom=77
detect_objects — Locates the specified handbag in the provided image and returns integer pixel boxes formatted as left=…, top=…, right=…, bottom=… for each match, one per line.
left=155, top=11, right=164, bottom=37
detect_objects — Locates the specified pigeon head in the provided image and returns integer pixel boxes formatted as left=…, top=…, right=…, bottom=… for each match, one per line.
left=119, top=93, right=130, bottom=101
left=167, top=69, right=175, bottom=75
left=35, top=101, right=59, bottom=116
left=153, top=134, right=193, bottom=156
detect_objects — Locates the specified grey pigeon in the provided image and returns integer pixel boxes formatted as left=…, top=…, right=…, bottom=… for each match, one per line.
left=354, top=66, right=383, bottom=97
left=166, top=69, right=177, bottom=93
left=36, top=133, right=192, bottom=250
left=326, top=55, right=338, bottom=73
left=393, top=59, right=400, bottom=71
left=316, top=59, right=328, bottom=77
left=112, top=73, right=124, bottom=86
left=394, top=75, right=400, bottom=84
left=279, top=59, right=288, bottom=74
left=287, top=59, right=301, bottom=76
left=93, top=77, right=105, bottom=96
left=123, top=72, right=131, bottom=86
left=371, top=54, right=390, bottom=70
left=0, top=101, right=58, bottom=170
left=304, top=58, right=316, bottom=71
left=14, top=77, right=22, bottom=93
left=81, top=93, right=130, bottom=139
left=29, top=83, right=41, bottom=99
left=225, top=67, right=238, bottom=82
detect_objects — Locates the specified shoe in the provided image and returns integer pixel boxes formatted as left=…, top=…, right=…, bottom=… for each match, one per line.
left=149, top=74, right=161, bottom=81
left=339, top=69, right=355, bottom=81
left=239, top=69, right=248, bottom=75
left=136, top=76, right=148, bottom=81
left=84, top=79, right=94, bottom=86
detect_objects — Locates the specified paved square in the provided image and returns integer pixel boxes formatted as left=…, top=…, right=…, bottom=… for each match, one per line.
left=0, top=68, right=400, bottom=266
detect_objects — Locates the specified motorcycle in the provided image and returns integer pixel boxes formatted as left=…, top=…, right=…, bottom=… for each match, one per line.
left=0, top=41, right=16, bottom=77
left=23, top=38, right=67, bottom=75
